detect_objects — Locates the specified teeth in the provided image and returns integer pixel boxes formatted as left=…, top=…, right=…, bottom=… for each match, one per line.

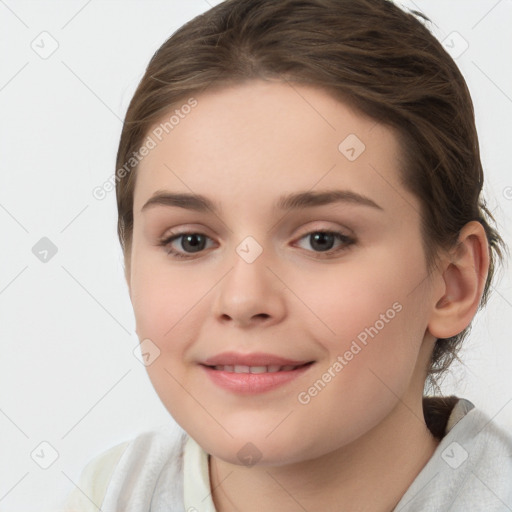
left=249, top=366, right=268, bottom=374
left=212, top=364, right=302, bottom=373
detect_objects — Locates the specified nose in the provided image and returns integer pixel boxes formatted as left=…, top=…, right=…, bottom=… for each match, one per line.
left=211, top=246, right=287, bottom=329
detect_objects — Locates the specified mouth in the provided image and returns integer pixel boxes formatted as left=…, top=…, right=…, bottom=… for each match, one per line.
left=200, top=357, right=315, bottom=394
left=204, top=362, right=314, bottom=373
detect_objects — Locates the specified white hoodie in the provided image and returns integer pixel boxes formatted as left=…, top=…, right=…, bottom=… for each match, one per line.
left=60, top=398, right=512, bottom=511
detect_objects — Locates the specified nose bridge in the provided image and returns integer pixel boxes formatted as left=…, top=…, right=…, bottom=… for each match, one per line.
left=212, top=234, right=286, bottom=326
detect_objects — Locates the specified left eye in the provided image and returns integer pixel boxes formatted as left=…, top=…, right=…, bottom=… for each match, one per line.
left=295, top=231, right=354, bottom=254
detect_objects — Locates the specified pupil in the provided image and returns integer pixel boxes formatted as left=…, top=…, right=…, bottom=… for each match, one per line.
left=311, top=232, right=334, bottom=251
left=182, top=234, right=205, bottom=252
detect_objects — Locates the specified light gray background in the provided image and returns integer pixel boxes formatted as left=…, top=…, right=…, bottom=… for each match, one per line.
left=0, top=1, right=511, bottom=510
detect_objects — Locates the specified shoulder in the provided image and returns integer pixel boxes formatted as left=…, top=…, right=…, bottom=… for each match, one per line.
left=448, top=403, right=512, bottom=470
left=60, top=424, right=188, bottom=511
left=396, top=400, right=512, bottom=511
left=60, top=440, right=131, bottom=511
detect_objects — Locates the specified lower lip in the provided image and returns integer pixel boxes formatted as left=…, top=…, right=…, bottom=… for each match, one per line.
left=201, top=363, right=314, bottom=394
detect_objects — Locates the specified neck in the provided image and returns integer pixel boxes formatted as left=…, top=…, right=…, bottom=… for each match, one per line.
left=209, top=398, right=440, bottom=512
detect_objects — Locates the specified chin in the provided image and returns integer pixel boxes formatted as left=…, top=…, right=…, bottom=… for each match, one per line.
left=198, top=428, right=324, bottom=469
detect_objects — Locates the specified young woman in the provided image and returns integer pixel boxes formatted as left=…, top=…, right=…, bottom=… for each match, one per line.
left=63, top=0, right=511, bottom=510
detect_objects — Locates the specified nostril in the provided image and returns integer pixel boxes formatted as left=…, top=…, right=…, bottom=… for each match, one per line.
left=254, top=313, right=270, bottom=320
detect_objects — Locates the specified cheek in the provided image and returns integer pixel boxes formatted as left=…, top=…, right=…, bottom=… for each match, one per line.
left=129, top=263, right=206, bottom=422
left=130, top=254, right=206, bottom=342
left=298, top=245, right=428, bottom=384
left=286, top=271, right=426, bottom=455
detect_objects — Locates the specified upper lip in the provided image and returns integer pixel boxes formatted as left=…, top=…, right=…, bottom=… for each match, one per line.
left=202, top=352, right=314, bottom=367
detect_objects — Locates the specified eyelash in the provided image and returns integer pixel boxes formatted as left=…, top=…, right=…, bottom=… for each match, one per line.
left=157, top=229, right=355, bottom=260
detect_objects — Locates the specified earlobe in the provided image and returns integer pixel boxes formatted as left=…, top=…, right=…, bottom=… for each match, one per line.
left=428, top=221, right=489, bottom=339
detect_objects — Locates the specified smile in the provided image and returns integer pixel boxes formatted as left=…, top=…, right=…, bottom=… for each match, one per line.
left=201, top=362, right=314, bottom=394
left=210, top=363, right=310, bottom=373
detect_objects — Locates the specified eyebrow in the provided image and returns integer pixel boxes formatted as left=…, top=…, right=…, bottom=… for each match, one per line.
left=141, top=189, right=383, bottom=214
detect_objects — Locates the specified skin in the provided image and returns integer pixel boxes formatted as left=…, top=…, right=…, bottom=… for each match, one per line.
left=125, top=80, right=489, bottom=511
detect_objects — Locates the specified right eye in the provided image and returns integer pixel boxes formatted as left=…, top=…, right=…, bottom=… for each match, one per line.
left=159, top=232, right=215, bottom=259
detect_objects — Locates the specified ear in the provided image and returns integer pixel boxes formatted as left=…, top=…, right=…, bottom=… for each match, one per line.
left=428, top=221, right=490, bottom=339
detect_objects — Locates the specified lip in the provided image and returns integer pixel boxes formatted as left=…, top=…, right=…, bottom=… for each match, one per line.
left=202, top=351, right=312, bottom=367
left=200, top=352, right=315, bottom=394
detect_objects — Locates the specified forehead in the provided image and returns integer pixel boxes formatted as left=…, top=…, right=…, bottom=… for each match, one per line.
left=132, top=80, right=418, bottom=219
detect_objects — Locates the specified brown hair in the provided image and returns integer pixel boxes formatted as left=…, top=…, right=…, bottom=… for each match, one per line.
left=115, top=0, right=506, bottom=388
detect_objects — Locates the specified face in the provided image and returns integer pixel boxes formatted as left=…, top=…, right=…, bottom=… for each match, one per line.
left=127, top=80, right=436, bottom=466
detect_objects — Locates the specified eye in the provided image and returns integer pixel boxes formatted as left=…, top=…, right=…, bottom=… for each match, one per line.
left=158, top=229, right=355, bottom=260
left=294, top=230, right=355, bottom=256
left=159, top=232, right=215, bottom=259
